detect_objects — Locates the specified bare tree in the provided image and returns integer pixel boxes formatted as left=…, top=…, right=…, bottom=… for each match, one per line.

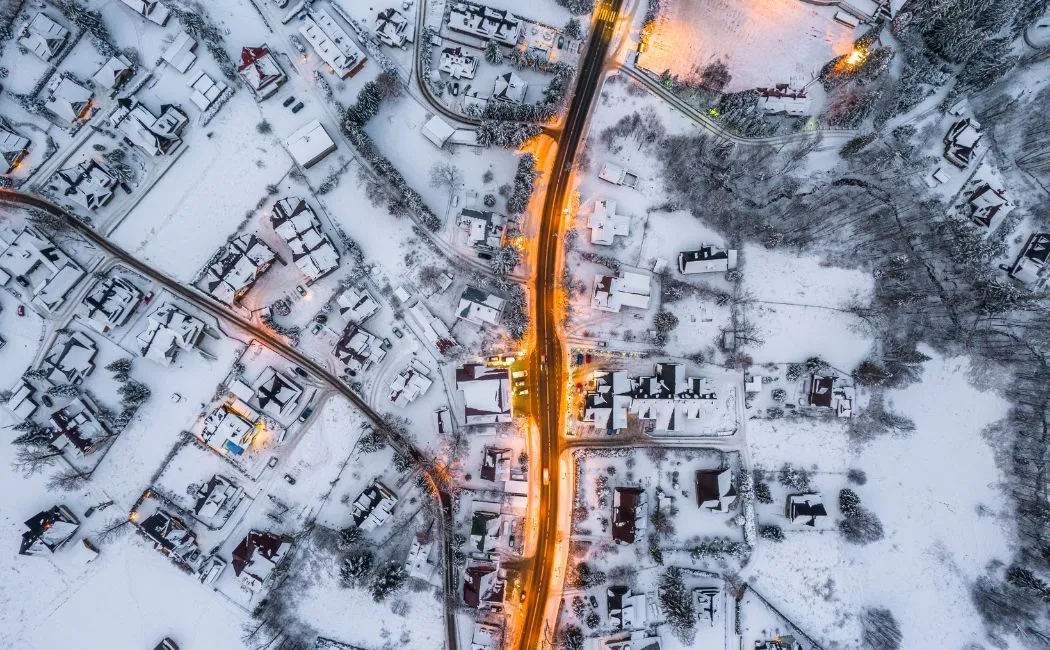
left=12, top=444, right=62, bottom=477
left=47, top=468, right=90, bottom=491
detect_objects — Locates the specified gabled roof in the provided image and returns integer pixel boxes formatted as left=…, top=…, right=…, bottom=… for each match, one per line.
left=20, top=505, right=78, bottom=555
left=232, top=530, right=291, bottom=580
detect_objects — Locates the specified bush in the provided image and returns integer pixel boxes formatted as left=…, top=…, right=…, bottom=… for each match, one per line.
left=770, top=388, right=787, bottom=402
left=483, top=193, right=497, bottom=207
left=839, top=488, right=861, bottom=517
left=654, top=311, right=679, bottom=332
left=754, top=480, right=774, bottom=504
left=861, top=607, right=902, bottom=650
left=760, top=525, right=784, bottom=542
left=847, top=468, right=868, bottom=485
left=839, top=507, right=884, bottom=545
left=658, top=567, right=696, bottom=643
left=369, top=561, right=408, bottom=602
left=778, top=463, right=811, bottom=491
left=340, top=549, right=374, bottom=587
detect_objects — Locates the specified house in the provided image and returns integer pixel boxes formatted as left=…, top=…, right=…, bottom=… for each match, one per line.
left=695, top=586, right=720, bottom=625
left=966, top=181, right=1014, bottom=229
left=120, top=0, right=170, bottom=25
left=299, top=10, right=367, bottom=78
left=409, top=302, right=458, bottom=353
left=405, top=537, right=440, bottom=586
left=583, top=364, right=719, bottom=434
left=469, top=501, right=517, bottom=555
left=238, top=46, right=286, bottom=100
left=232, top=530, right=291, bottom=588
left=807, top=374, right=853, bottom=417
left=612, top=487, right=646, bottom=544
left=188, top=71, right=228, bottom=111
left=583, top=370, right=632, bottom=433
left=200, top=234, right=276, bottom=304
left=19, top=505, right=79, bottom=556
left=448, top=2, right=521, bottom=46
left=439, top=47, right=479, bottom=79
left=161, top=31, right=198, bottom=73
left=678, top=244, right=738, bottom=274
left=463, top=557, right=506, bottom=609
left=136, top=303, right=207, bottom=366
left=0, top=228, right=85, bottom=313
left=270, top=197, right=340, bottom=281
left=43, top=76, right=94, bottom=123
left=334, top=323, right=387, bottom=372
left=592, top=272, right=651, bottom=312
left=480, top=446, right=513, bottom=482
left=470, top=621, right=503, bottom=650
left=352, top=481, right=398, bottom=531
left=943, top=118, right=982, bottom=168
left=389, top=359, right=433, bottom=407
left=250, top=367, right=303, bottom=419
left=460, top=209, right=507, bottom=249
left=93, top=55, right=135, bottom=91
left=492, top=72, right=527, bottom=104
left=598, top=162, right=638, bottom=187
left=456, top=363, right=512, bottom=425
left=109, top=98, right=188, bottom=156
left=336, top=286, right=379, bottom=322
left=588, top=199, right=630, bottom=245
left=201, top=401, right=260, bottom=457
left=18, top=13, right=69, bottom=61
left=50, top=160, right=118, bottom=210
left=375, top=8, right=411, bottom=47
left=49, top=397, right=111, bottom=456
left=78, top=274, right=142, bottom=333
left=285, top=120, right=337, bottom=168
left=457, top=287, right=505, bottom=326
left=42, top=330, right=97, bottom=385
left=604, top=636, right=662, bottom=650
left=422, top=115, right=456, bottom=148
left=757, top=87, right=811, bottom=116
left=138, top=510, right=202, bottom=566
left=696, top=469, right=737, bottom=512
left=787, top=493, right=827, bottom=526
left=193, top=475, right=243, bottom=520
left=757, top=635, right=798, bottom=650
left=607, top=586, right=648, bottom=630
left=7, top=381, right=39, bottom=420
left=1009, top=233, right=1050, bottom=290
left=0, top=125, right=30, bottom=174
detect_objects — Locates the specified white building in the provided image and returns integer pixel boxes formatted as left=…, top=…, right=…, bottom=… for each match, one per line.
left=592, top=272, right=651, bottom=312
left=456, top=363, right=512, bottom=425
left=583, top=364, right=720, bottom=434
left=375, top=8, right=411, bottom=47
left=41, top=331, right=97, bottom=386
left=337, top=285, right=380, bottom=322
left=136, top=303, right=207, bottom=366
left=270, top=197, right=340, bottom=281
left=460, top=209, right=507, bottom=249
left=78, top=274, right=142, bottom=333
left=285, top=120, right=337, bottom=168
left=7, top=381, right=39, bottom=420
left=597, top=162, right=638, bottom=188
left=334, top=324, right=386, bottom=372
left=238, top=46, right=286, bottom=100
left=588, top=199, right=629, bottom=245
left=200, top=234, right=276, bottom=304
left=0, top=228, right=85, bottom=313
left=120, top=0, right=170, bottom=26
left=50, top=161, right=118, bottom=210
left=943, top=118, right=982, bottom=168
left=202, top=401, right=260, bottom=457
left=49, top=397, right=110, bottom=456
left=1009, top=233, right=1050, bottom=291
left=389, top=359, right=433, bottom=407
left=439, top=47, right=479, bottom=79
left=787, top=493, right=827, bottom=526
left=448, top=2, right=520, bottom=46
left=92, top=55, right=135, bottom=91
left=0, top=126, right=30, bottom=174
left=109, top=98, right=188, bottom=156
left=422, top=115, right=456, bottom=148
left=492, top=72, right=527, bottom=104
left=405, top=538, right=440, bottom=586
left=457, top=287, right=505, bottom=326
left=188, top=71, right=227, bottom=111
left=43, top=76, right=94, bottom=123
left=678, top=244, right=738, bottom=274
left=249, top=367, right=303, bottom=419
left=352, top=482, right=398, bottom=531
left=161, top=31, right=197, bottom=73
left=966, top=180, right=1014, bottom=230
left=409, top=302, right=458, bottom=353
left=18, top=13, right=69, bottom=61
left=299, top=10, right=367, bottom=78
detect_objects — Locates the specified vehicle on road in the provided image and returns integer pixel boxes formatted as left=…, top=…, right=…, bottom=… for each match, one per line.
left=17, top=305, right=24, bottom=317
left=516, top=389, right=529, bottom=396
left=542, top=469, right=549, bottom=485
left=597, top=341, right=607, bottom=348
left=512, top=370, right=527, bottom=379
left=310, top=322, right=323, bottom=335
left=283, top=95, right=296, bottom=107
left=392, top=327, right=404, bottom=338
left=41, top=394, right=53, bottom=407
left=296, top=285, right=307, bottom=297
left=143, top=290, right=155, bottom=303
left=298, top=406, right=313, bottom=422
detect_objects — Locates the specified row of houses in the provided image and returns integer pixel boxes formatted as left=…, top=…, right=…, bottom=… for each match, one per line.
left=582, top=363, right=719, bottom=434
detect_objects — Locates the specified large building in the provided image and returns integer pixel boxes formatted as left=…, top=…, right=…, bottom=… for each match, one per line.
left=136, top=303, right=208, bottom=366
left=79, top=275, right=142, bottom=333
left=42, top=76, right=94, bottom=123
left=285, top=120, right=337, bottom=168
left=1009, top=233, right=1050, bottom=291
left=200, top=234, right=276, bottom=304
left=50, top=160, right=118, bottom=211
left=18, top=13, right=69, bottom=61
left=0, top=228, right=85, bottom=313
left=238, top=45, right=286, bottom=99
left=19, top=505, right=79, bottom=556
left=448, top=2, right=520, bottom=46
left=456, top=364, right=512, bottom=425
left=271, top=197, right=340, bottom=281
left=583, top=364, right=719, bottom=434
left=109, top=98, right=188, bottom=156
left=592, top=272, right=651, bottom=312
left=299, top=10, right=366, bottom=78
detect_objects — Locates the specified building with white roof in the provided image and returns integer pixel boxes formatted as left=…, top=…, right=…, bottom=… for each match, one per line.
left=188, top=71, right=227, bottom=111
left=376, top=8, right=412, bottom=47
left=457, top=287, right=505, bottom=326
left=592, top=272, right=651, bottom=312
left=7, top=381, right=39, bottom=421
left=337, top=285, right=380, bottom=322
left=470, top=621, right=503, bottom=650
left=1009, top=233, right=1050, bottom=291
left=943, top=118, right=982, bottom=168
left=459, top=209, right=507, bottom=249
left=389, top=359, right=433, bottom=407
left=232, top=530, right=291, bottom=589
left=456, top=363, right=512, bottom=425
left=193, top=475, right=243, bottom=521
left=202, top=401, right=260, bottom=457
left=200, top=234, right=276, bottom=304
left=0, top=126, right=30, bottom=174
left=19, top=506, right=79, bottom=556
left=448, top=2, right=520, bottom=46
left=120, top=0, right=170, bottom=25
left=966, top=180, right=1014, bottom=230
left=18, top=13, right=69, bottom=61
left=49, top=397, right=110, bottom=456
left=270, top=197, right=340, bottom=281
left=41, top=330, right=97, bottom=386
left=249, top=367, right=303, bottom=419
left=93, top=55, right=135, bottom=91
left=136, top=303, right=207, bottom=366
left=409, top=302, right=458, bottom=353
left=49, top=160, right=118, bottom=210
left=492, top=72, right=527, bottom=104
left=352, top=481, right=398, bottom=531
left=439, top=47, right=479, bottom=79
left=678, top=244, right=738, bottom=274
left=161, top=31, right=198, bottom=73
left=583, top=364, right=720, bottom=434
left=109, top=98, right=188, bottom=156
left=285, top=120, right=337, bottom=168
left=597, top=162, right=638, bottom=187
left=300, top=10, right=367, bottom=78
left=0, top=228, right=85, bottom=313
left=334, top=323, right=386, bottom=372
left=78, top=274, right=142, bottom=333
left=405, top=537, right=441, bottom=586
left=43, top=76, right=94, bottom=123
left=588, top=199, right=629, bottom=245
left=238, top=46, right=286, bottom=100
left=422, top=115, right=456, bottom=148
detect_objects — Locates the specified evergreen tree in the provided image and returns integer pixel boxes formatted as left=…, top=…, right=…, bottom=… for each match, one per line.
left=484, top=40, right=503, bottom=65
left=658, top=567, right=696, bottom=643
left=340, top=549, right=374, bottom=587
left=369, top=561, right=408, bottom=602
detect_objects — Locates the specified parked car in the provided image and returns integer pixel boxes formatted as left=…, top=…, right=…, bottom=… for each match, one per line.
left=17, top=305, right=24, bottom=317
left=291, top=101, right=304, bottom=113
left=170, top=393, right=182, bottom=403
left=477, top=251, right=493, bottom=261
left=284, top=474, right=296, bottom=485
left=268, top=457, right=279, bottom=468
left=310, top=321, right=323, bottom=335
left=597, top=341, right=608, bottom=348
left=392, top=327, right=404, bottom=339
left=41, top=395, right=54, bottom=408
left=293, top=366, right=308, bottom=378
left=585, top=353, right=592, bottom=364
left=283, top=95, right=296, bottom=107
left=575, top=353, right=583, bottom=365
left=382, top=337, right=392, bottom=349
left=288, top=35, right=305, bottom=53
left=298, top=406, right=314, bottom=423
left=143, top=290, right=155, bottom=303
left=296, top=285, right=307, bottom=297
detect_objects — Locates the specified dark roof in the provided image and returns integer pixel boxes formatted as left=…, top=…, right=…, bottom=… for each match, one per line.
left=19, top=505, right=77, bottom=555
left=612, top=487, right=643, bottom=544
left=788, top=497, right=828, bottom=525
left=232, top=530, right=289, bottom=576
left=680, top=245, right=729, bottom=264
left=808, top=375, right=835, bottom=408
left=696, top=469, right=736, bottom=508
left=463, top=561, right=504, bottom=608
left=480, top=446, right=508, bottom=482
left=1022, top=234, right=1050, bottom=266
left=140, top=511, right=192, bottom=551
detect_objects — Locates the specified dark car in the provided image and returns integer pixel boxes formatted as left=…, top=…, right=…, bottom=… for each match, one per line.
left=41, top=395, right=54, bottom=408
left=477, top=251, right=493, bottom=261
left=17, top=305, right=25, bottom=317
left=143, top=290, right=155, bottom=303
left=575, top=353, right=584, bottom=365
left=392, top=327, right=404, bottom=339
left=283, top=95, right=296, bottom=107
left=284, top=474, right=297, bottom=485
left=292, top=101, right=305, bottom=113
left=558, top=35, right=565, bottom=48
left=293, top=366, right=308, bottom=378
left=298, top=406, right=314, bottom=423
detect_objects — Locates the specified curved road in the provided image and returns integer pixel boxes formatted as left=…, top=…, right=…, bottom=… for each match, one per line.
left=0, top=189, right=460, bottom=650
left=519, top=1, right=623, bottom=648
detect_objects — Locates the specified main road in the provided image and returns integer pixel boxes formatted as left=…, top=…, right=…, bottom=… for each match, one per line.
left=520, top=0, right=623, bottom=648
left=0, top=189, right=460, bottom=650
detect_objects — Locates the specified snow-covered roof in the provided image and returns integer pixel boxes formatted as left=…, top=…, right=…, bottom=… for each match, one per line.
left=78, top=274, right=142, bottom=333
left=457, top=286, right=505, bottom=326
left=249, top=367, right=303, bottom=419
left=352, top=482, right=398, bottom=531
left=238, top=46, right=286, bottom=98
left=492, top=72, right=527, bottom=104
left=136, top=303, right=206, bottom=366
left=202, top=402, right=259, bottom=457
left=232, top=530, right=291, bottom=587
left=162, top=31, right=198, bottom=73
left=109, top=98, right=188, bottom=156
left=389, top=359, right=433, bottom=407
left=93, top=55, right=135, bottom=90
left=270, top=197, right=340, bottom=281
left=188, top=71, right=228, bottom=111
left=43, top=76, right=94, bottom=122
left=592, top=272, right=651, bottom=312
left=696, top=469, right=738, bottom=512
left=299, top=10, right=366, bottom=78
left=422, top=115, right=456, bottom=148
left=439, top=47, right=478, bottom=79
left=337, top=285, right=380, bottom=322
left=285, top=120, right=337, bottom=168
left=50, top=160, right=118, bottom=210
left=0, top=227, right=85, bottom=313
left=448, top=1, right=520, bottom=46
left=334, top=323, right=386, bottom=372
left=408, top=302, right=458, bottom=353
left=455, top=363, right=512, bottom=425
left=612, top=487, right=646, bottom=544
left=49, top=397, right=110, bottom=456
left=1009, top=233, right=1050, bottom=290
left=678, top=244, right=738, bottom=274
left=460, top=209, right=506, bottom=249
left=588, top=199, right=629, bottom=245
left=18, top=13, right=69, bottom=61
left=0, top=126, right=30, bottom=173
left=375, top=8, right=411, bottom=47
left=787, top=493, right=827, bottom=526
left=19, top=505, right=79, bottom=556
left=200, top=234, right=276, bottom=304
left=120, top=0, right=170, bottom=26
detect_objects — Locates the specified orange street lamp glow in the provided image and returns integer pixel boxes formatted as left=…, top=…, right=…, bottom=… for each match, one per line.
left=846, top=48, right=866, bottom=67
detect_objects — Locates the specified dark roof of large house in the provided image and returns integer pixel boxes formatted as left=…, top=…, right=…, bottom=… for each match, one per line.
left=232, top=530, right=289, bottom=576
left=19, top=505, right=77, bottom=555
left=808, top=375, right=835, bottom=408
left=480, top=446, right=508, bottom=482
left=463, top=561, right=504, bottom=608
left=140, top=511, right=192, bottom=552
left=1022, top=234, right=1050, bottom=266
left=680, top=245, right=729, bottom=264
left=612, top=487, right=644, bottom=544
left=696, top=469, right=737, bottom=507
left=788, top=496, right=828, bottom=525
